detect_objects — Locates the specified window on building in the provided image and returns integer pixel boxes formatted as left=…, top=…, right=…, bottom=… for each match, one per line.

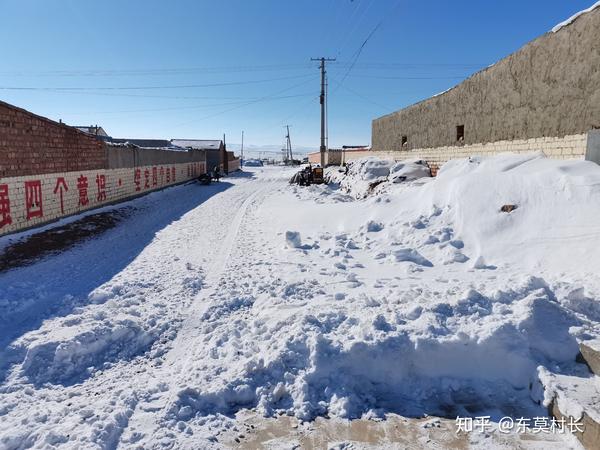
left=456, top=125, right=465, bottom=142
left=401, top=135, right=408, bottom=147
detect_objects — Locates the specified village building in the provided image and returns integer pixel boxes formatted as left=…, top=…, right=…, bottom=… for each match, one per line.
left=171, top=139, right=240, bottom=173
left=0, top=100, right=213, bottom=236
left=315, top=4, right=600, bottom=174
left=74, top=125, right=110, bottom=139
left=369, top=4, right=600, bottom=174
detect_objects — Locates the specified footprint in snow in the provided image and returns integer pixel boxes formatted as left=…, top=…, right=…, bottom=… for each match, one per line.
left=411, top=219, right=428, bottom=229
left=472, top=256, right=497, bottom=270
left=365, top=220, right=384, bottom=232
left=449, top=239, right=464, bottom=249
left=391, top=248, right=433, bottom=267
left=424, top=235, right=440, bottom=245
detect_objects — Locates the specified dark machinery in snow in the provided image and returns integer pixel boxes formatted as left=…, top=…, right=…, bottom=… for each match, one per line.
left=290, top=165, right=325, bottom=186
left=197, top=173, right=212, bottom=185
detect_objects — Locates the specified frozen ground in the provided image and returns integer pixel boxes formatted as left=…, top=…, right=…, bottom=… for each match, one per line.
left=0, top=154, right=599, bottom=449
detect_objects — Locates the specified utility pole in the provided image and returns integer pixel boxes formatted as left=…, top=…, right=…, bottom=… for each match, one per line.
left=222, top=133, right=228, bottom=174
left=311, top=57, right=335, bottom=167
left=284, top=125, right=293, bottom=164
left=241, top=130, right=244, bottom=164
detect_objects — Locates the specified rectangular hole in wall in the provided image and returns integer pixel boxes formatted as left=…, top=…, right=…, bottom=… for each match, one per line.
left=401, top=135, right=408, bottom=147
left=456, top=125, right=464, bottom=142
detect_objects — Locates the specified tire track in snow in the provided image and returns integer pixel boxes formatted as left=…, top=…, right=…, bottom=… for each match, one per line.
left=0, top=175, right=274, bottom=450
left=119, top=179, right=277, bottom=447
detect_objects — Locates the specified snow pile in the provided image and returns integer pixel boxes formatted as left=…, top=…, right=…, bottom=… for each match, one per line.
left=154, top=153, right=599, bottom=430
left=168, top=276, right=582, bottom=422
left=325, top=157, right=431, bottom=198
left=551, top=1, right=600, bottom=32
left=413, top=152, right=600, bottom=271
left=0, top=160, right=598, bottom=448
left=388, top=159, right=431, bottom=183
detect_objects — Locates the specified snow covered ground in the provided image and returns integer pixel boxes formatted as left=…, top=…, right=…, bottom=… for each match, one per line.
left=0, top=153, right=599, bottom=449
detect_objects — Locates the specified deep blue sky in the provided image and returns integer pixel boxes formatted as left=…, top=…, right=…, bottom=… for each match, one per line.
left=0, top=0, right=594, bottom=153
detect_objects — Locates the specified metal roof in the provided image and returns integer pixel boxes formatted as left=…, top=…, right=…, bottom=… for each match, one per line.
left=170, top=139, right=222, bottom=150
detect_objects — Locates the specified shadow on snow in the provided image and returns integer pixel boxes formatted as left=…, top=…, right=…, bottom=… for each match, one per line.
left=0, top=180, right=234, bottom=382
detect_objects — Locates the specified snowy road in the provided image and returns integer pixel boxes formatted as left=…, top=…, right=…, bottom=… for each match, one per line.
left=1, top=157, right=599, bottom=449
left=0, top=169, right=291, bottom=449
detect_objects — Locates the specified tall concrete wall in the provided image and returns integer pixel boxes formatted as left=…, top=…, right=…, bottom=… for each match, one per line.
left=372, top=6, right=600, bottom=152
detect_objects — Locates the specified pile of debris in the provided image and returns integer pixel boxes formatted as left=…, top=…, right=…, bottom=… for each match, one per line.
left=325, top=157, right=432, bottom=198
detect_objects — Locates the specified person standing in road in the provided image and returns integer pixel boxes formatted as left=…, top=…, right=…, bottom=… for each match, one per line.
left=213, top=165, right=221, bottom=182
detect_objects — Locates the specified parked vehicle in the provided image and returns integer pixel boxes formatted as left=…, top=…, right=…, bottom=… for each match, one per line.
left=243, top=159, right=263, bottom=167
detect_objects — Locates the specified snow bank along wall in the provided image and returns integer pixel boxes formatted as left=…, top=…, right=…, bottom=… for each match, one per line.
left=0, top=100, right=206, bottom=237
left=370, top=5, right=600, bottom=175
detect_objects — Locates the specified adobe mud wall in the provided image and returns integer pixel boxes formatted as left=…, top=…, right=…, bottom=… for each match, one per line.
left=372, top=7, right=600, bottom=152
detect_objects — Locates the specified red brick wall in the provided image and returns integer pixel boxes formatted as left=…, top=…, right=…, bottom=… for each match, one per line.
left=0, top=101, right=107, bottom=178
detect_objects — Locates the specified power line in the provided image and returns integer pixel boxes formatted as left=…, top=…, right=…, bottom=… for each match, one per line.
left=171, top=75, right=318, bottom=128
left=336, top=0, right=377, bottom=57
left=0, top=63, right=315, bottom=78
left=0, top=89, right=309, bottom=101
left=59, top=93, right=316, bottom=117
left=341, top=74, right=468, bottom=80
left=0, top=73, right=314, bottom=91
left=335, top=0, right=403, bottom=91
left=329, top=76, right=392, bottom=111
left=0, top=62, right=487, bottom=78
left=337, top=62, right=486, bottom=70
left=330, top=0, right=368, bottom=56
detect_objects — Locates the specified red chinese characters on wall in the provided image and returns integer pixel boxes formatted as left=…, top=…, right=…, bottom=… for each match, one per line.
left=134, top=169, right=141, bottom=192
left=77, top=175, right=89, bottom=206
left=25, top=180, right=43, bottom=220
left=96, top=174, right=107, bottom=201
left=171, top=167, right=176, bottom=182
left=152, top=167, right=158, bottom=186
left=53, top=177, right=69, bottom=214
left=0, top=184, right=12, bottom=228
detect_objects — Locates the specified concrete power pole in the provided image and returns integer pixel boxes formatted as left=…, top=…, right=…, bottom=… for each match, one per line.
left=222, top=133, right=229, bottom=174
left=285, top=125, right=293, bottom=164
left=311, top=57, right=335, bottom=167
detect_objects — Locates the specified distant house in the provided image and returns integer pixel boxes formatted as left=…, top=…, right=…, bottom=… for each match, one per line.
left=308, top=146, right=370, bottom=166
left=109, top=138, right=174, bottom=149
left=170, top=139, right=229, bottom=172
left=170, top=139, right=223, bottom=151
left=73, top=125, right=110, bottom=139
